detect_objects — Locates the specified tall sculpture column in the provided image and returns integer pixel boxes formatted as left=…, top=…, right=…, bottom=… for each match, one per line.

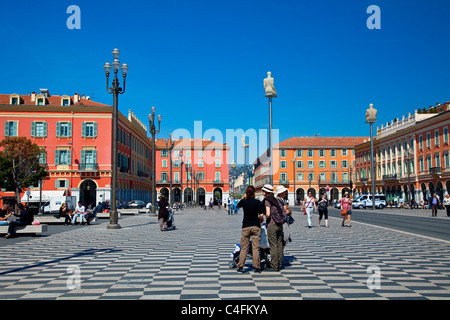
left=365, top=103, right=377, bottom=210
left=264, top=71, right=277, bottom=185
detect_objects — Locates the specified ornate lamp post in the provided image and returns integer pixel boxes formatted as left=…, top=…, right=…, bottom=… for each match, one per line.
left=291, top=155, right=296, bottom=205
left=148, top=106, right=162, bottom=215
left=104, top=48, right=128, bottom=230
left=179, top=148, right=184, bottom=209
left=165, top=133, right=175, bottom=207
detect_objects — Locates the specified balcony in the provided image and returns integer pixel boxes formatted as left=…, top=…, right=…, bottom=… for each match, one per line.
left=137, top=171, right=150, bottom=178
left=382, top=174, right=398, bottom=181
left=429, top=167, right=441, bottom=175
left=213, top=179, right=223, bottom=185
left=78, top=163, right=98, bottom=171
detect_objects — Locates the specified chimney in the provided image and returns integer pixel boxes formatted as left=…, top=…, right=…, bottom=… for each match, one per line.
left=31, top=91, right=36, bottom=102
left=74, top=93, right=80, bottom=103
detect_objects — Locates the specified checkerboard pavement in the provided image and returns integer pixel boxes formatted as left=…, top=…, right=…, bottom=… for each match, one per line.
left=0, top=208, right=450, bottom=300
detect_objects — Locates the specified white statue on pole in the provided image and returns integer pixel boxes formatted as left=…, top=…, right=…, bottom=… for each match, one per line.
left=365, top=103, right=377, bottom=123
left=264, top=71, right=277, bottom=97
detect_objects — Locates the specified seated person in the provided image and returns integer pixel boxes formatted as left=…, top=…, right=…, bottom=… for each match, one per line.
left=0, top=204, right=13, bottom=226
left=4, top=203, right=33, bottom=238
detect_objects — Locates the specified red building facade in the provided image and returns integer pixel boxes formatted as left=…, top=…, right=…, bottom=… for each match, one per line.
left=0, top=90, right=152, bottom=210
left=155, top=138, right=230, bottom=205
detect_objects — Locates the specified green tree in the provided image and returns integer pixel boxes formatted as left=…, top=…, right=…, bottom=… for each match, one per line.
left=0, top=137, right=48, bottom=211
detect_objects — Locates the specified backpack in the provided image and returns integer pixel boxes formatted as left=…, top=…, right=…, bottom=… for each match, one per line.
left=266, top=196, right=286, bottom=224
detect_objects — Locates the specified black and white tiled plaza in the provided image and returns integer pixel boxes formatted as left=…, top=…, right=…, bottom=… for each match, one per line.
left=0, top=207, right=449, bottom=300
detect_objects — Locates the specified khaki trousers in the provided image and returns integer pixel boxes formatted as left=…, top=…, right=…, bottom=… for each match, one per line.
left=237, top=226, right=261, bottom=269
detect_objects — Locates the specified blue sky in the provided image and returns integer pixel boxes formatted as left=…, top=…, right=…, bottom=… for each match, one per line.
left=1, top=0, right=450, bottom=164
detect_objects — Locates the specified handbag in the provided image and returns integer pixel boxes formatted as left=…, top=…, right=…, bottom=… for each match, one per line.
left=340, top=209, right=347, bottom=216
left=303, top=198, right=314, bottom=215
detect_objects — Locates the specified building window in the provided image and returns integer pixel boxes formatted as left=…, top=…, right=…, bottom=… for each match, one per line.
left=197, top=172, right=204, bottom=181
left=55, top=149, right=71, bottom=165
left=280, top=173, right=288, bottom=182
left=215, top=149, right=220, bottom=158
left=330, top=160, right=337, bottom=168
left=80, top=149, right=97, bottom=169
left=173, top=160, right=180, bottom=168
left=55, top=179, right=69, bottom=189
left=319, top=172, right=326, bottom=181
left=280, top=160, right=287, bottom=169
left=39, top=150, right=47, bottom=165
left=307, top=150, right=314, bottom=157
left=427, top=154, right=432, bottom=170
left=280, top=149, right=286, bottom=157
left=419, top=135, right=423, bottom=149
left=435, top=130, right=440, bottom=146
left=307, top=160, right=314, bottom=168
left=174, top=172, right=180, bottom=183
left=296, top=150, right=303, bottom=157
left=426, top=132, right=431, bottom=148
left=31, top=121, right=47, bottom=138
left=342, top=160, right=349, bottom=168
left=4, top=121, right=18, bottom=137
left=341, top=149, right=348, bottom=156
left=56, top=122, right=72, bottom=137
left=161, top=172, right=168, bottom=182
left=215, top=172, right=221, bottom=182
left=11, top=97, right=19, bottom=105
left=82, top=122, right=97, bottom=138
left=444, top=151, right=449, bottom=168
left=319, top=160, right=326, bottom=168
left=435, top=152, right=441, bottom=168
left=296, top=161, right=303, bottom=168
left=162, top=159, right=167, bottom=168
left=318, top=150, right=325, bottom=157
left=161, top=150, right=168, bottom=158
left=330, top=149, right=337, bottom=157
left=419, top=156, right=424, bottom=172
left=444, top=127, right=449, bottom=144
left=307, top=172, right=315, bottom=181
left=215, top=159, right=221, bottom=168
left=296, top=172, right=303, bottom=181
left=198, top=159, right=204, bottom=168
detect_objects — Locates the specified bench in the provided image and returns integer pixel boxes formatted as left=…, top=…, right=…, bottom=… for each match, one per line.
left=97, top=212, right=121, bottom=219
left=0, top=224, right=48, bottom=236
left=34, top=215, right=98, bottom=224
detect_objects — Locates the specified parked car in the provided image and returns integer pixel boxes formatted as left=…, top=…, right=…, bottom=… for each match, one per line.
left=352, top=195, right=387, bottom=209
left=127, top=200, right=146, bottom=209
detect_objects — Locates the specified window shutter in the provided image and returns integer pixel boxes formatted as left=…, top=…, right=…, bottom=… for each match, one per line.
left=80, top=149, right=86, bottom=164
left=31, top=121, right=35, bottom=137
left=5, top=121, right=9, bottom=136
left=55, top=179, right=59, bottom=188
left=68, top=122, right=72, bottom=137
left=67, top=149, right=71, bottom=165
left=56, top=122, right=61, bottom=137
left=93, top=122, right=98, bottom=137
left=43, top=122, right=47, bottom=137
left=82, top=122, right=86, bottom=137
left=13, top=121, right=17, bottom=136
left=55, top=150, right=60, bottom=165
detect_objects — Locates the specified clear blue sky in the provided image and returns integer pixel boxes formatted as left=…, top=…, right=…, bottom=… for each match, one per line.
left=1, top=0, right=450, bottom=164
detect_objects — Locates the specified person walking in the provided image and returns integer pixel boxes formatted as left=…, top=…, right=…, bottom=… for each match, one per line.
left=431, top=193, right=439, bottom=217
left=236, top=186, right=264, bottom=273
left=262, top=184, right=286, bottom=272
left=158, top=195, right=169, bottom=231
left=444, top=194, right=450, bottom=217
left=302, top=191, right=316, bottom=228
left=318, top=193, right=329, bottom=228
left=340, top=192, right=352, bottom=227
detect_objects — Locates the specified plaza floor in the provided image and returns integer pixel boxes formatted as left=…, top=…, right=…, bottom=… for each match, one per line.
left=0, top=207, right=449, bottom=300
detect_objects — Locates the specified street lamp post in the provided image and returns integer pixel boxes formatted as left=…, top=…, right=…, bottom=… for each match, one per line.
left=180, top=148, right=184, bottom=210
left=406, top=150, right=414, bottom=210
left=148, top=107, right=162, bottom=216
left=241, top=134, right=249, bottom=192
left=104, top=48, right=128, bottom=230
left=291, top=156, right=296, bottom=205
left=365, top=103, right=377, bottom=211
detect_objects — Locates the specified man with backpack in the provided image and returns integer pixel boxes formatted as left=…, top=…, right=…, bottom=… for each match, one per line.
left=262, top=184, right=286, bottom=272
left=4, top=203, right=34, bottom=238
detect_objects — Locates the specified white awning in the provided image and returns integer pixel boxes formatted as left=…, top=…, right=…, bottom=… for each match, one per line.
left=21, top=190, right=65, bottom=202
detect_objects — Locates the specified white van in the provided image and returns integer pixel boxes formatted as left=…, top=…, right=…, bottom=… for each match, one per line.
left=352, top=194, right=387, bottom=209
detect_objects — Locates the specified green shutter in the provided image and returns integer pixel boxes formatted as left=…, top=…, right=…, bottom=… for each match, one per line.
left=67, top=149, right=71, bottom=165
left=93, top=122, right=97, bottom=137
left=56, top=122, right=61, bottom=137
left=43, top=122, right=47, bottom=137
left=93, top=150, right=97, bottom=165
left=81, top=122, right=86, bottom=137
left=13, top=121, right=17, bottom=136
left=80, top=149, right=85, bottom=164
left=31, top=122, right=35, bottom=137
left=5, top=121, right=9, bottom=136
left=68, top=122, right=72, bottom=137
left=55, top=150, right=60, bottom=165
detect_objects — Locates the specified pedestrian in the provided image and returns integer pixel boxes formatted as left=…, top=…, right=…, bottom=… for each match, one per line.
left=318, top=193, right=329, bottom=228
left=72, top=201, right=86, bottom=225
left=227, top=197, right=232, bottom=215
left=302, top=191, right=316, bottom=228
left=444, top=194, right=450, bottom=217
left=158, top=195, right=169, bottom=231
left=275, top=185, right=293, bottom=264
left=262, top=184, right=285, bottom=272
left=340, top=192, right=352, bottom=227
left=4, top=203, right=34, bottom=238
left=233, top=197, right=239, bottom=214
left=236, top=186, right=264, bottom=273
left=0, top=204, right=13, bottom=226
left=431, top=193, right=439, bottom=217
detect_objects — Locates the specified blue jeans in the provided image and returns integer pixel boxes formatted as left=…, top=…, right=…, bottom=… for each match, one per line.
left=0, top=221, right=9, bottom=226
left=72, top=213, right=84, bottom=224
